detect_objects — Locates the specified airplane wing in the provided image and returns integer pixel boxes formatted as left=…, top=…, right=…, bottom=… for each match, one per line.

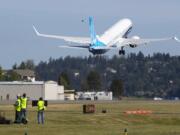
left=33, top=26, right=91, bottom=44
left=58, top=45, right=89, bottom=49
left=116, top=36, right=180, bottom=48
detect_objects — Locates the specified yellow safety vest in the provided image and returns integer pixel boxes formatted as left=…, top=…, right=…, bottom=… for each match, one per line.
left=21, top=97, right=27, bottom=109
left=16, top=99, right=21, bottom=112
left=37, top=100, right=45, bottom=111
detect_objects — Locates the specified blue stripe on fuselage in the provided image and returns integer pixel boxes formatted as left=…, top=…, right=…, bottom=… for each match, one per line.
left=91, top=39, right=106, bottom=47
left=89, top=40, right=108, bottom=55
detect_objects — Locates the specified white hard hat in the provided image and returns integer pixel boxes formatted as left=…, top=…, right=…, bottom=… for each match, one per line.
left=17, top=94, right=21, bottom=97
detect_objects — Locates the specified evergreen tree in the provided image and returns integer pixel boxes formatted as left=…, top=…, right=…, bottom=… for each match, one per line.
left=58, top=72, right=71, bottom=89
left=0, top=66, right=3, bottom=81
left=12, top=63, right=17, bottom=69
left=87, top=70, right=101, bottom=91
left=17, top=60, right=35, bottom=70
left=24, top=59, right=35, bottom=70
left=9, top=71, right=21, bottom=81
left=110, top=79, right=124, bottom=98
left=19, top=62, right=26, bottom=69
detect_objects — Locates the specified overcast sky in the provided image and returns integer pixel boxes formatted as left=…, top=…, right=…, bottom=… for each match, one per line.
left=0, top=0, right=180, bottom=68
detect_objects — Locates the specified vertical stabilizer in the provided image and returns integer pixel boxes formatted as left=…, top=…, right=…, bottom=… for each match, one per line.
left=89, top=17, right=97, bottom=45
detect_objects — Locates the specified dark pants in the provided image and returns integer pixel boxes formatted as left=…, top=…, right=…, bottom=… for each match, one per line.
left=37, top=111, right=44, bottom=124
left=21, top=109, right=27, bottom=119
left=14, top=111, right=21, bottom=123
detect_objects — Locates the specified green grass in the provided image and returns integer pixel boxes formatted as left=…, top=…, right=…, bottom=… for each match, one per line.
left=1, top=100, right=180, bottom=135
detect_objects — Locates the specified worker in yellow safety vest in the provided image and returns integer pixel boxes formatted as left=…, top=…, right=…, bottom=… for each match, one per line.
left=37, top=97, right=46, bottom=124
left=21, top=93, right=28, bottom=119
left=124, top=128, right=128, bottom=135
left=14, top=94, right=21, bottom=123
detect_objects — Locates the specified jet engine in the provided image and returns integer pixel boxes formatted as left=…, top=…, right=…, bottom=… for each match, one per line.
left=129, top=36, right=140, bottom=48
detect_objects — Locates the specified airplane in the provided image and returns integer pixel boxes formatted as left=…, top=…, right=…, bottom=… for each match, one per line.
left=33, top=17, right=180, bottom=55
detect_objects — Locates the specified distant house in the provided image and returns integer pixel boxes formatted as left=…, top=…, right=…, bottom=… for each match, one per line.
left=3, top=69, right=36, bottom=82
left=13, top=69, right=35, bottom=82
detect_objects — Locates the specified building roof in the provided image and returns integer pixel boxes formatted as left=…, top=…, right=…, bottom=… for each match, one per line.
left=0, top=81, right=44, bottom=85
left=64, top=90, right=75, bottom=93
left=13, top=69, right=35, bottom=77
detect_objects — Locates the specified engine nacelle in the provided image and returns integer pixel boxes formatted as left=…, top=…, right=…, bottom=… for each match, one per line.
left=131, top=35, right=140, bottom=39
left=129, top=36, right=140, bottom=48
left=129, top=44, right=137, bottom=48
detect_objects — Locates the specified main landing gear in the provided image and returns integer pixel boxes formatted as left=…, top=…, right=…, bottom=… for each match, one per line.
left=119, top=48, right=125, bottom=55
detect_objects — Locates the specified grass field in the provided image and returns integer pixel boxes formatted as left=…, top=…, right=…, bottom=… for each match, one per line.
left=1, top=100, right=180, bottom=135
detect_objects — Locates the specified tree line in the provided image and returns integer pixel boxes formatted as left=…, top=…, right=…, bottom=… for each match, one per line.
left=1, top=52, right=180, bottom=98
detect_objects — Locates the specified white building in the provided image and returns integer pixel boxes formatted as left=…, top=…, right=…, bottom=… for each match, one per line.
left=64, top=90, right=75, bottom=100
left=76, top=91, right=113, bottom=100
left=77, top=92, right=95, bottom=100
left=0, top=81, right=64, bottom=101
left=95, top=91, right=113, bottom=100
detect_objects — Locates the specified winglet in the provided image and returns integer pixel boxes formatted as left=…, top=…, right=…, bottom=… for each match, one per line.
left=173, top=36, right=180, bottom=43
left=32, top=25, right=40, bottom=36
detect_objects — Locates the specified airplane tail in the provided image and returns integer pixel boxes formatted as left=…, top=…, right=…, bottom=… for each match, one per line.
left=89, top=17, right=97, bottom=45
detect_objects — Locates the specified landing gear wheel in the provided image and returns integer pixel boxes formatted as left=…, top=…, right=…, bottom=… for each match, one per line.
left=119, top=50, right=125, bottom=55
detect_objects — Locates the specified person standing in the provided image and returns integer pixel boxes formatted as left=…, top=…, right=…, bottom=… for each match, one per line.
left=21, top=93, right=28, bottom=119
left=37, top=97, right=45, bottom=124
left=124, top=129, right=128, bottom=135
left=14, top=94, right=21, bottom=123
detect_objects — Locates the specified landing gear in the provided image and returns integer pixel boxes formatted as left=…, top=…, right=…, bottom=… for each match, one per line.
left=119, top=47, right=125, bottom=55
left=119, top=49, right=125, bottom=55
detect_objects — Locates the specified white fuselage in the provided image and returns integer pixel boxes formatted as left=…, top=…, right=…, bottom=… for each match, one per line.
left=99, top=19, right=133, bottom=46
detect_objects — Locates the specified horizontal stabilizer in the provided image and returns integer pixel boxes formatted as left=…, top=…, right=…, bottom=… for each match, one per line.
left=58, top=45, right=89, bottom=49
